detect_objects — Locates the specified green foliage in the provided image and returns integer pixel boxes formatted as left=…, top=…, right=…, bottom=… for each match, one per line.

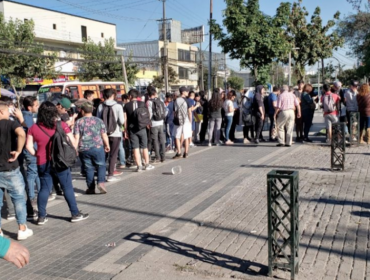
left=227, top=75, right=244, bottom=90
left=211, top=0, right=291, bottom=85
left=0, top=13, right=57, bottom=88
left=285, top=1, right=344, bottom=79
left=337, top=68, right=360, bottom=86
left=78, top=37, right=139, bottom=84
left=151, top=66, right=178, bottom=89
left=318, top=62, right=340, bottom=83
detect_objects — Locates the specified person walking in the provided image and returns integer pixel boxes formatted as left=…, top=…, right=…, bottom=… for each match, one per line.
left=252, top=85, right=266, bottom=144
left=173, top=87, right=192, bottom=158
left=301, top=84, right=316, bottom=142
left=124, top=89, right=154, bottom=171
left=223, top=91, right=236, bottom=145
left=241, top=89, right=255, bottom=143
left=26, top=101, right=89, bottom=225
left=74, top=102, right=110, bottom=194
left=344, top=80, right=359, bottom=140
left=97, top=88, right=124, bottom=182
left=294, top=80, right=305, bottom=142
left=268, top=86, right=279, bottom=141
left=321, top=84, right=340, bottom=144
left=207, top=89, right=223, bottom=146
left=356, top=83, right=370, bottom=143
left=199, top=91, right=209, bottom=143
left=147, top=87, right=166, bottom=163
left=275, top=85, right=301, bottom=147
left=0, top=101, right=33, bottom=240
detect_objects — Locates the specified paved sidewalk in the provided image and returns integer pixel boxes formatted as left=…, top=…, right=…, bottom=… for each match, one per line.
left=0, top=113, right=369, bottom=280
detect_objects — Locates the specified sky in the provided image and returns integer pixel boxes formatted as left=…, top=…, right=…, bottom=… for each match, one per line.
left=9, top=0, right=361, bottom=72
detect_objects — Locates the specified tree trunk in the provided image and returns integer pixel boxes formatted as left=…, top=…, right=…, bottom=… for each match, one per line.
left=321, top=58, right=325, bottom=82
left=253, top=67, right=258, bottom=86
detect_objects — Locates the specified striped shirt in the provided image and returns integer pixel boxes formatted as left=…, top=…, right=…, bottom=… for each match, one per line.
left=277, top=91, right=299, bottom=111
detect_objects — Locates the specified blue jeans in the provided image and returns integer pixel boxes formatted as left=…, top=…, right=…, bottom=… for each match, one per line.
left=118, top=137, right=126, bottom=166
left=80, top=147, right=106, bottom=190
left=0, top=168, right=27, bottom=227
left=37, top=163, right=79, bottom=218
left=24, top=150, right=40, bottom=200
left=225, top=116, right=233, bottom=141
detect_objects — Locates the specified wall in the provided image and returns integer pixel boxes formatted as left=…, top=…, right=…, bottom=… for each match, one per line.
left=1, top=1, right=116, bottom=46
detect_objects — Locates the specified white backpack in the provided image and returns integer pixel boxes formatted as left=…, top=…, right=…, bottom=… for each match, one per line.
left=323, top=94, right=336, bottom=113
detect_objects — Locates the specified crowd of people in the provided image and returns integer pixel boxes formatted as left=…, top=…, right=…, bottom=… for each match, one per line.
left=1, top=78, right=370, bottom=268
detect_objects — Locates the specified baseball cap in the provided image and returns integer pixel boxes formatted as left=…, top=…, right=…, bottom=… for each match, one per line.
left=333, top=81, right=342, bottom=88
left=350, top=80, right=359, bottom=87
left=179, top=86, right=189, bottom=93
left=74, top=98, right=89, bottom=108
left=59, top=97, right=71, bottom=109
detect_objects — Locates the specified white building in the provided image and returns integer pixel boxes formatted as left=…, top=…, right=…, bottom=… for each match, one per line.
left=0, top=0, right=117, bottom=85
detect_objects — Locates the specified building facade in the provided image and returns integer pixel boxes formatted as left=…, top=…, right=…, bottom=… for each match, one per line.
left=0, top=0, right=117, bottom=88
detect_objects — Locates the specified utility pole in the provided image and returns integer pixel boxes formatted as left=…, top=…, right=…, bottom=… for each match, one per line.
left=208, top=0, right=213, bottom=99
left=317, top=61, right=320, bottom=95
left=121, top=55, right=129, bottom=89
left=214, top=57, right=218, bottom=90
left=161, top=0, right=169, bottom=93
left=224, top=52, right=227, bottom=92
left=288, top=51, right=292, bottom=86
left=200, top=40, right=204, bottom=91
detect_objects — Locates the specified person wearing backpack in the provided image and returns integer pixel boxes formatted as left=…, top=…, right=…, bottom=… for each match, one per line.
left=267, top=86, right=279, bottom=142
left=74, top=102, right=110, bottom=195
left=321, top=84, right=340, bottom=144
left=147, top=87, right=166, bottom=163
left=97, top=88, right=124, bottom=182
left=124, top=89, right=154, bottom=172
left=26, top=101, right=89, bottom=225
left=173, top=86, right=192, bottom=159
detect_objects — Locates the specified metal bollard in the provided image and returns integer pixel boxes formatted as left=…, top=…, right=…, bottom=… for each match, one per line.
left=267, top=170, right=299, bottom=280
left=349, top=112, right=360, bottom=146
left=331, top=122, right=346, bottom=171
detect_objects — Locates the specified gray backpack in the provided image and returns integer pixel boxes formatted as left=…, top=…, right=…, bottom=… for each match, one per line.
left=323, top=93, right=336, bottom=113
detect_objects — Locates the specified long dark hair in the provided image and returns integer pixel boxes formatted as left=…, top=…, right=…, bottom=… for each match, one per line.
left=37, top=101, right=58, bottom=129
left=209, top=88, right=223, bottom=111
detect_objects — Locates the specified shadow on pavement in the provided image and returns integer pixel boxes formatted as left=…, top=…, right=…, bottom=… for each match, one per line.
left=300, top=197, right=370, bottom=209
left=124, top=232, right=268, bottom=276
left=351, top=211, right=370, bottom=218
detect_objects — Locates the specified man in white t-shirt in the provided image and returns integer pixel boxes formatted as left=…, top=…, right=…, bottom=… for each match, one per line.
left=172, top=87, right=192, bottom=159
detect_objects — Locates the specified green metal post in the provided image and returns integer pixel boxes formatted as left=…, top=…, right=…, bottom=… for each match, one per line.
left=331, top=122, right=346, bottom=171
left=349, top=112, right=360, bottom=146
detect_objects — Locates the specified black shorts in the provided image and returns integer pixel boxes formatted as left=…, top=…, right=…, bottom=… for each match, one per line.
left=129, top=129, right=148, bottom=149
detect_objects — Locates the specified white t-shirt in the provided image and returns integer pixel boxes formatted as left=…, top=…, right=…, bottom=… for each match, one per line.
left=223, top=100, right=234, bottom=117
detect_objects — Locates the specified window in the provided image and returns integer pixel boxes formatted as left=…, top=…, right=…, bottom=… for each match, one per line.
left=178, top=49, right=192, bottom=62
left=179, top=67, right=189, bottom=79
left=81, top=25, right=87, bottom=42
left=101, top=33, right=104, bottom=38
left=53, top=24, right=57, bottom=30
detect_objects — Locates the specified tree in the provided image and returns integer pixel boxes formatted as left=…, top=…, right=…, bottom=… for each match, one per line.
left=318, top=62, right=338, bottom=83
left=0, top=13, right=57, bottom=90
left=227, top=75, right=244, bottom=90
left=285, top=1, right=344, bottom=80
left=211, top=0, right=291, bottom=85
left=151, top=66, right=178, bottom=89
left=337, top=68, right=360, bottom=86
left=78, top=37, right=139, bottom=84
left=347, top=0, right=370, bottom=10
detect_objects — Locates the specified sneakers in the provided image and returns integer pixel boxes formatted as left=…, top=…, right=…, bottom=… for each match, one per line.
left=243, top=138, right=250, bottom=144
left=144, top=164, right=155, bottom=171
left=37, top=216, right=48, bottom=226
left=151, top=159, right=160, bottom=165
left=48, top=193, right=56, bottom=201
left=225, top=140, right=234, bottom=145
left=27, top=212, right=38, bottom=221
left=85, top=189, right=96, bottom=195
left=113, top=170, right=123, bottom=176
left=117, top=164, right=126, bottom=169
left=17, top=225, right=33, bottom=240
left=107, top=176, right=119, bottom=182
left=6, top=213, right=16, bottom=221
left=303, top=138, right=313, bottom=143
left=71, top=212, right=89, bottom=223
left=208, top=143, right=212, bottom=147
left=173, top=153, right=182, bottom=159
left=136, top=166, right=143, bottom=172
left=97, top=183, right=107, bottom=194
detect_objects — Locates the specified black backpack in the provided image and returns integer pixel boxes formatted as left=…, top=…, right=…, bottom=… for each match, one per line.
left=152, top=98, right=166, bottom=121
left=101, top=103, right=117, bottom=136
left=38, top=122, right=77, bottom=170
left=134, top=101, right=151, bottom=130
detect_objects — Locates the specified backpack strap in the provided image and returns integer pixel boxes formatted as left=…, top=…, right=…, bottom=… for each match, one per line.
left=37, top=124, right=52, bottom=138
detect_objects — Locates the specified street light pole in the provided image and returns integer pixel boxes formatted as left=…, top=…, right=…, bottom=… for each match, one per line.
left=208, top=0, right=213, bottom=99
left=161, top=0, right=169, bottom=94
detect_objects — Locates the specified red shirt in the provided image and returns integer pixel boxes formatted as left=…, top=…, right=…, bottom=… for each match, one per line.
left=28, top=122, right=71, bottom=165
left=320, top=92, right=340, bottom=116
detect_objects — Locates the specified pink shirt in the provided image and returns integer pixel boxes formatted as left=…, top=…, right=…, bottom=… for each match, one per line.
left=28, top=122, right=71, bottom=165
left=277, top=91, right=299, bottom=111
left=320, top=92, right=340, bottom=116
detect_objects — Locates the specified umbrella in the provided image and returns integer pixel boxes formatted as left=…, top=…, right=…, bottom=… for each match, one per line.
left=0, top=88, right=16, bottom=98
